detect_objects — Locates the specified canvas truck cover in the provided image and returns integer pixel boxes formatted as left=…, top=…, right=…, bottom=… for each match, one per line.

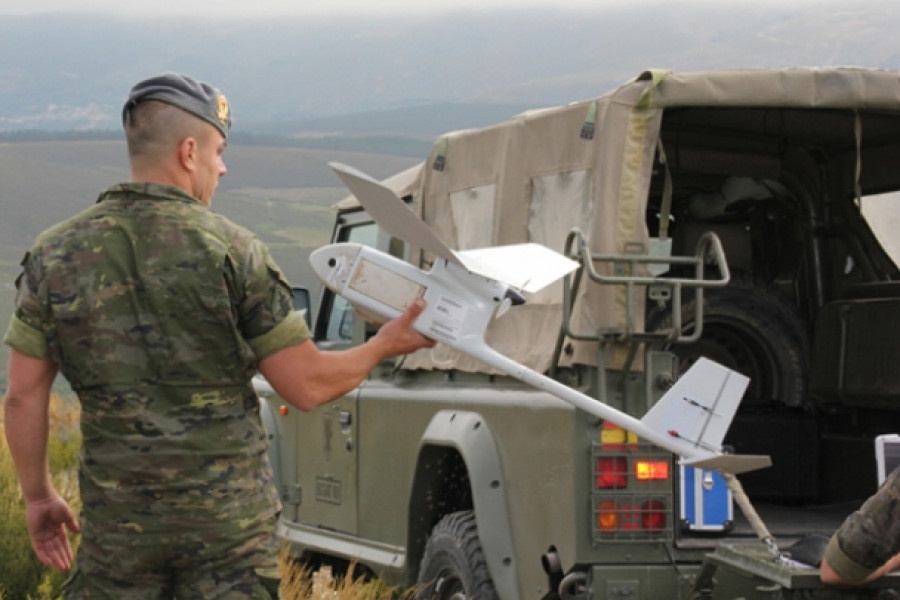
left=337, top=67, right=900, bottom=373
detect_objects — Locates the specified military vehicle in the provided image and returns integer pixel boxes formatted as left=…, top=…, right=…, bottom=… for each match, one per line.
left=255, top=68, right=900, bottom=598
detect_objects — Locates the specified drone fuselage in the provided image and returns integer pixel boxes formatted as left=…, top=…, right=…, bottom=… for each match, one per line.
left=309, top=240, right=770, bottom=475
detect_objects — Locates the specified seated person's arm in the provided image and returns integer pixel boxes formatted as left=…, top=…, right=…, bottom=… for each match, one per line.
left=821, top=552, right=900, bottom=585
left=820, top=467, right=900, bottom=585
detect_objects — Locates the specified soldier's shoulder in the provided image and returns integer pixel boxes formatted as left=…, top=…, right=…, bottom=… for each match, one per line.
left=210, top=210, right=256, bottom=238
left=204, top=211, right=264, bottom=255
left=30, top=202, right=109, bottom=250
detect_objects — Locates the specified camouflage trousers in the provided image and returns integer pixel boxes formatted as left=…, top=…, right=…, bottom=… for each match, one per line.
left=61, top=514, right=280, bottom=599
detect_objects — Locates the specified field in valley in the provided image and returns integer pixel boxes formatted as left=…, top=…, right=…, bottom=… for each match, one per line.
left=0, top=138, right=421, bottom=391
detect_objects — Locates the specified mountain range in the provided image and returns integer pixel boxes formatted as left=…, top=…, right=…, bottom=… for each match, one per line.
left=4, top=0, right=900, bottom=391
left=2, top=0, right=900, bottom=136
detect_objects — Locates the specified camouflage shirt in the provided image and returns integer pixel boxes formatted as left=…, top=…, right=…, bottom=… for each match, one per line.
left=3, top=182, right=309, bottom=536
left=823, top=466, right=900, bottom=581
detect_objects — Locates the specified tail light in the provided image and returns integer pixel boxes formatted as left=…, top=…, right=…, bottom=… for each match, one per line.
left=600, top=422, right=638, bottom=450
left=641, top=500, right=667, bottom=533
left=596, top=457, right=627, bottom=489
left=597, top=500, right=619, bottom=532
left=592, top=433, right=673, bottom=541
left=596, top=500, right=668, bottom=534
left=635, top=460, right=670, bottom=481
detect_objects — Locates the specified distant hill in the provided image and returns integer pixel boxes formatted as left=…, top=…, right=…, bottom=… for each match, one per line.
left=2, top=1, right=900, bottom=131
left=0, top=101, right=542, bottom=157
left=247, top=102, right=540, bottom=139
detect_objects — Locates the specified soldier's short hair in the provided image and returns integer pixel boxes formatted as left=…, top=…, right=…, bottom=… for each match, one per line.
left=123, top=100, right=209, bottom=163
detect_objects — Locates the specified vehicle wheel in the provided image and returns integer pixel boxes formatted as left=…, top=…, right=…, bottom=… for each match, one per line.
left=417, top=510, right=498, bottom=600
left=647, top=274, right=809, bottom=408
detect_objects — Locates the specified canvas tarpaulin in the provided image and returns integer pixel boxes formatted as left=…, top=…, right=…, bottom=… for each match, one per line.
left=390, top=71, right=666, bottom=372
left=337, top=67, right=900, bottom=373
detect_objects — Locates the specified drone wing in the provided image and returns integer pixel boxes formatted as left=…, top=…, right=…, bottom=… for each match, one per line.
left=456, top=244, right=578, bottom=294
left=329, top=162, right=578, bottom=293
left=329, top=162, right=463, bottom=268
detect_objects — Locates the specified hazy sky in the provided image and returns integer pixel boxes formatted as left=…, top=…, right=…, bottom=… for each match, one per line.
left=0, top=0, right=633, bottom=16
left=0, top=0, right=811, bottom=18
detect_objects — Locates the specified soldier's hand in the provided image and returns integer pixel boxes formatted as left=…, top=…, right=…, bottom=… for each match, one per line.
left=373, top=299, right=435, bottom=357
left=25, top=493, right=80, bottom=572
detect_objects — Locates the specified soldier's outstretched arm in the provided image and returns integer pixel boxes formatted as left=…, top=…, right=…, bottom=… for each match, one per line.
left=258, top=299, right=434, bottom=411
left=4, top=349, right=80, bottom=572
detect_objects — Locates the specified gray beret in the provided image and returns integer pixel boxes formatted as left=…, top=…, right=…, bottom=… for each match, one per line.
left=122, top=73, right=231, bottom=138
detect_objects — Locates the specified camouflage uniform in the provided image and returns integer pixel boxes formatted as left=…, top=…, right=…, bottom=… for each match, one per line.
left=823, top=466, right=900, bottom=582
left=4, top=182, right=309, bottom=598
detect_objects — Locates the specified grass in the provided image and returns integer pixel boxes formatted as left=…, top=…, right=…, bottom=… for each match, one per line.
left=279, top=559, right=415, bottom=600
left=0, top=393, right=81, bottom=600
left=0, top=139, right=421, bottom=387
left=0, top=392, right=405, bottom=599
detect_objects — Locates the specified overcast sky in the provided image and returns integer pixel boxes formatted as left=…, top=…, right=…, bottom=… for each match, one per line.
left=0, top=0, right=639, bottom=16
left=0, top=0, right=818, bottom=18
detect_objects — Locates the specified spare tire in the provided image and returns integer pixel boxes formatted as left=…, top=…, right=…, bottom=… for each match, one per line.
left=648, top=273, right=809, bottom=408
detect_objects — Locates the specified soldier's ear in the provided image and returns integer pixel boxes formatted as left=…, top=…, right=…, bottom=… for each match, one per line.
left=178, top=136, right=198, bottom=173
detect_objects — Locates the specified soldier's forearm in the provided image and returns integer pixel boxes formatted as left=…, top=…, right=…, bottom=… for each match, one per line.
left=4, top=350, right=58, bottom=502
left=4, top=392, right=53, bottom=501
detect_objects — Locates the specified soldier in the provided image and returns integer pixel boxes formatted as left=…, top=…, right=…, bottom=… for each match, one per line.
left=2, top=73, right=433, bottom=599
left=820, top=466, right=900, bottom=584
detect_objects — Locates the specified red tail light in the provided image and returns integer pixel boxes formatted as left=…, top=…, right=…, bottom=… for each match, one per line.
left=596, top=457, right=627, bottom=489
left=641, top=500, right=667, bottom=533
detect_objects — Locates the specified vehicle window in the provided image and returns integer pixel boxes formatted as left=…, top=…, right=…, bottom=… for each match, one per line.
left=322, top=222, right=378, bottom=342
left=861, top=192, right=900, bottom=267
left=291, top=287, right=311, bottom=327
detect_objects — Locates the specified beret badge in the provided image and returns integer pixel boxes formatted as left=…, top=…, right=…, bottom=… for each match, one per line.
left=216, top=94, right=230, bottom=128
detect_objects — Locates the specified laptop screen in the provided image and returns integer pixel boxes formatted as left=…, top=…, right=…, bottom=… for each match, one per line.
left=875, top=434, right=900, bottom=485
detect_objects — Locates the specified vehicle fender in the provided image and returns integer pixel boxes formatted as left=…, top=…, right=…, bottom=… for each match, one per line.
left=413, top=410, right=520, bottom=600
